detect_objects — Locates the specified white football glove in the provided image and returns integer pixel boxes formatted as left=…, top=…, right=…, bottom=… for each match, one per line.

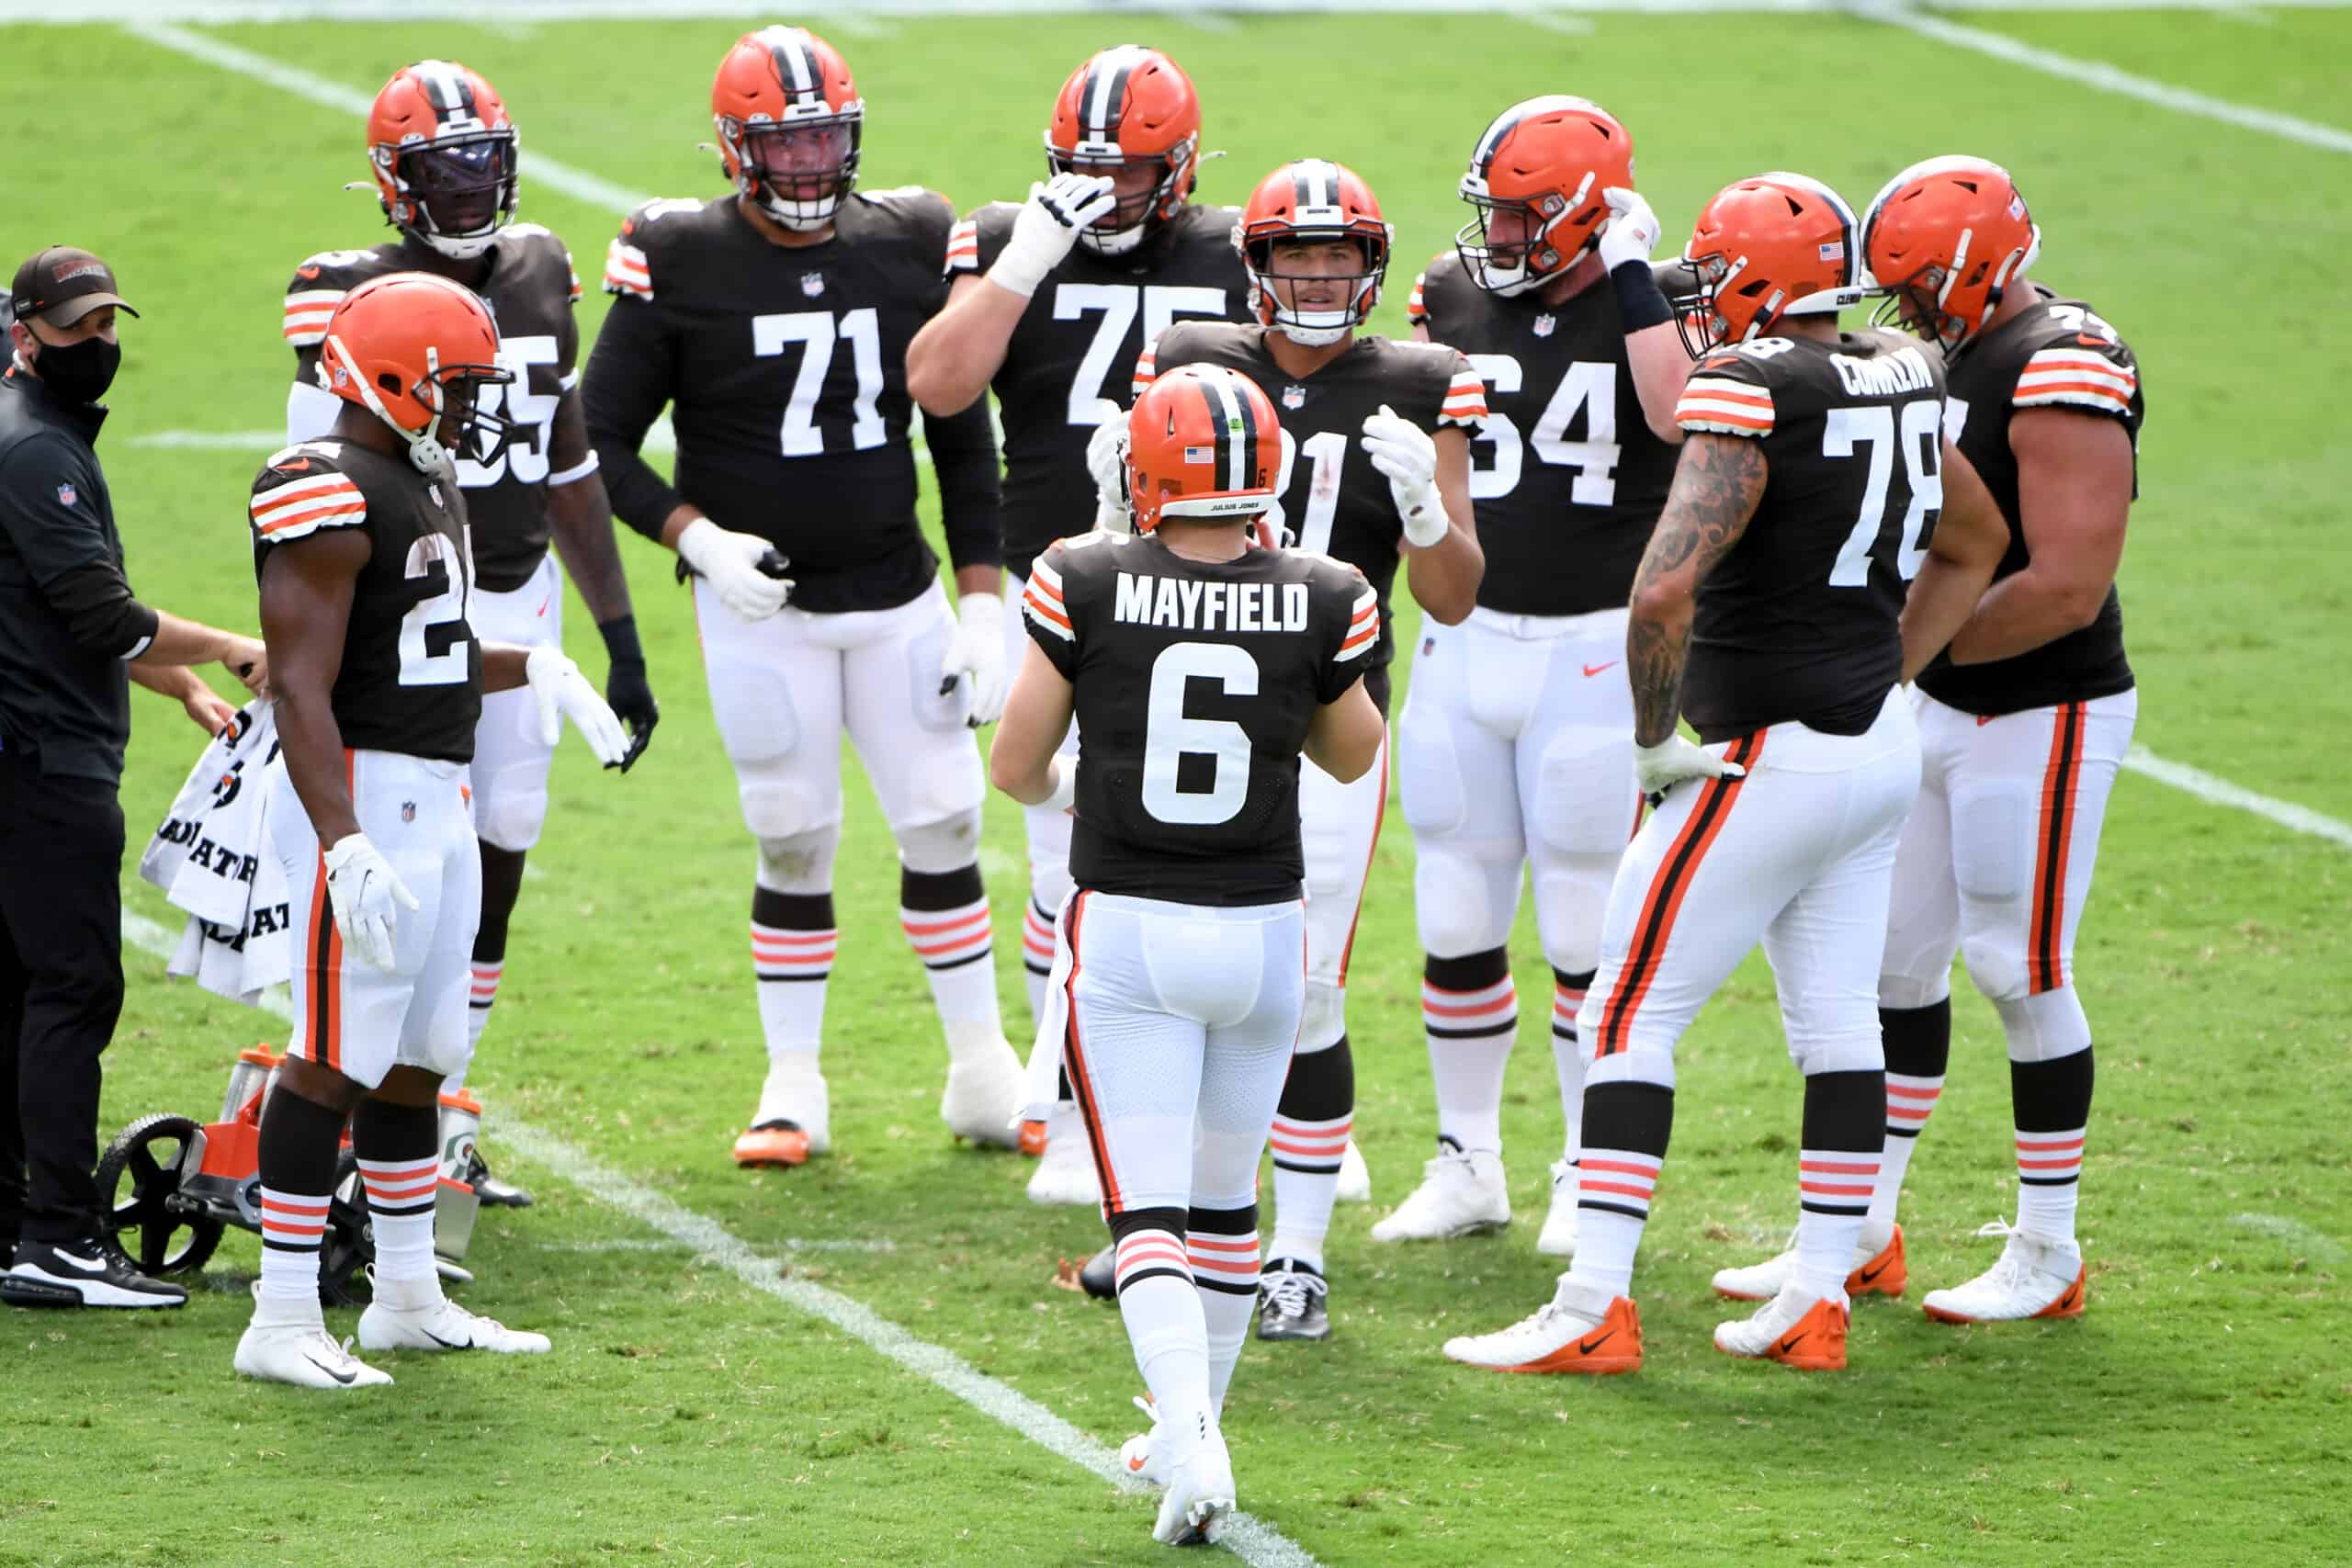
left=1598, top=186, right=1662, bottom=273
left=1083, top=399, right=1133, bottom=534
left=940, top=592, right=1009, bottom=726
left=990, top=173, right=1119, bottom=299
left=526, top=646, right=631, bottom=766
left=677, top=516, right=792, bottom=622
left=1633, top=735, right=1747, bottom=802
left=322, top=833, right=416, bottom=974
left=1360, top=404, right=1449, bottom=548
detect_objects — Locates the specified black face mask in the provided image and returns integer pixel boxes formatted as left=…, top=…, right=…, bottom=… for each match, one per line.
left=29, top=332, right=122, bottom=405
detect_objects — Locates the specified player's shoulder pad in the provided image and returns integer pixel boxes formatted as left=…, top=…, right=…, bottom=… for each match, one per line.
left=249, top=442, right=367, bottom=545
left=605, top=197, right=710, bottom=300
left=504, top=221, right=584, bottom=304
left=1301, top=551, right=1379, bottom=663
left=281, top=247, right=385, bottom=348
left=945, top=199, right=1023, bottom=276
left=1022, top=533, right=1106, bottom=642
left=1372, top=335, right=1485, bottom=428
left=1674, top=341, right=1795, bottom=438
left=855, top=184, right=956, bottom=243
left=1408, top=248, right=1463, bottom=327
left=1134, top=317, right=1214, bottom=391
left=2007, top=297, right=2139, bottom=419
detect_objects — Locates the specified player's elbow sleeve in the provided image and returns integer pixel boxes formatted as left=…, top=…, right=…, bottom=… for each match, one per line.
left=285, top=379, right=341, bottom=446
left=67, top=590, right=159, bottom=659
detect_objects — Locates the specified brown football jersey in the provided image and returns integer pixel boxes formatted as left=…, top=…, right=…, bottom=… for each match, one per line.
left=1023, top=530, right=1374, bottom=907
left=248, top=440, right=481, bottom=763
left=282, top=225, right=582, bottom=592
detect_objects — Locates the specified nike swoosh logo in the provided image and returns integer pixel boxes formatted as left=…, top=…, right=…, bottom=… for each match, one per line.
left=1776, top=1333, right=1808, bottom=1356
left=1576, top=1328, right=1617, bottom=1356
left=1582, top=661, right=1620, bottom=678
left=299, top=266, right=322, bottom=280
left=278, top=458, right=312, bottom=473
left=1127, top=1455, right=1147, bottom=1472
left=423, top=1328, right=470, bottom=1350
left=1856, top=1259, right=1892, bottom=1285
left=303, top=1354, right=358, bottom=1385
left=1976, top=715, right=1995, bottom=727
left=55, top=1251, right=108, bottom=1273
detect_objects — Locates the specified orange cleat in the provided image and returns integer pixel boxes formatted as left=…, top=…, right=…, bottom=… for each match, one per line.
left=1442, top=1285, right=1644, bottom=1376
left=1849, top=1224, right=1906, bottom=1298
left=732, top=1122, right=811, bottom=1168
left=1714, top=1288, right=1849, bottom=1370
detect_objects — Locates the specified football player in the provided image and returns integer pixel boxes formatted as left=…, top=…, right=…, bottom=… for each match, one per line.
left=1384, top=96, right=1687, bottom=1257
left=281, top=60, right=657, bottom=1211
left=1114, top=158, right=1487, bottom=1341
left=236, top=274, right=629, bottom=1388
left=583, top=28, right=1026, bottom=1168
left=1442, top=174, right=2008, bottom=1377
left=1713, top=158, right=2143, bottom=1323
left=905, top=43, right=1251, bottom=1205
left=989, top=364, right=1385, bottom=1544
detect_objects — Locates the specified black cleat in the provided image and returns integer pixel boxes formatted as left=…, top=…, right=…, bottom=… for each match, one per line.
left=1080, top=1242, right=1117, bottom=1301
left=466, top=1148, right=534, bottom=1208
left=3, top=1237, right=187, bottom=1309
left=1256, top=1257, right=1330, bottom=1342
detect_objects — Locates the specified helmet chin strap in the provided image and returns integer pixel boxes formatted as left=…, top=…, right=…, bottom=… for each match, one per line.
left=327, top=333, right=455, bottom=475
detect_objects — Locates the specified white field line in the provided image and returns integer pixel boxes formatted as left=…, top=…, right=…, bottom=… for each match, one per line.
left=132, top=23, right=653, bottom=210
left=2123, top=746, right=2352, bottom=851
left=1857, top=2, right=2352, bottom=154
left=118, top=908, right=1320, bottom=1568
left=35, top=0, right=2352, bottom=18
left=537, top=1235, right=901, bottom=1254
left=2227, top=1213, right=2347, bottom=1264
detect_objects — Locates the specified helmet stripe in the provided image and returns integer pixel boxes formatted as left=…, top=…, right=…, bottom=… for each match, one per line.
left=767, top=29, right=820, bottom=100
left=1199, top=370, right=1255, bottom=494
left=1471, top=103, right=1531, bottom=178
left=1085, top=55, right=1136, bottom=138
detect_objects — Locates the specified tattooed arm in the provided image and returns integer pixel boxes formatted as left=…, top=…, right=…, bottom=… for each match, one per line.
left=1625, top=432, right=1769, bottom=746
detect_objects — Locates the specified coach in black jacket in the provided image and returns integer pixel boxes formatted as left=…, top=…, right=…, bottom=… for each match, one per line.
left=0, top=246, right=265, bottom=1310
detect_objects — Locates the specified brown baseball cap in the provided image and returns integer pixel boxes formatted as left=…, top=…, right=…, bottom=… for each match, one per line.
left=9, top=246, right=140, bottom=328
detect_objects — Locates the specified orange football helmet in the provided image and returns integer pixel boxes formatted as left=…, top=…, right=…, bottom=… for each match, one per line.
left=1126, top=364, right=1283, bottom=534
left=1454, top=96, right=1634, bottom=296
left=1046, top=45, right=1202, bottom=256
left=367, top=61, right=519, bottom=260
left=317, top=272, right=513, bottom=474
left=1235, top=160, right=1391, bottom=347
left=712, top=26, right=864, bottom=231
left=1674, top=172, right=1868, bottom=355
left=1863, top=155, right=2041, bottom=353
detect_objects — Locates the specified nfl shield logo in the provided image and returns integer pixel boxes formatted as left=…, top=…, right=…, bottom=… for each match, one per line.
left=401, top=801, right=417, bottom=823
left=55, top=482, right=76, bottom=506
left=801, top=271, right=826, bottom=298
left=1281, top=385, right=1306, bottom=411
left=1532, top=313, right=1556, bottom=338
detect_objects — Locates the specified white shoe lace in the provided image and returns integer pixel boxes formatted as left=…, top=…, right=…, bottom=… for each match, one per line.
left=1963, top=1217, right=2032, bottom=1293
left=1261, top=1268, right=1327, bottom=1322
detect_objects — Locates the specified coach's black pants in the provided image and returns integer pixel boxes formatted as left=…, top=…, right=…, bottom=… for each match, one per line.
left=0, top=748, right=126, bottom=1248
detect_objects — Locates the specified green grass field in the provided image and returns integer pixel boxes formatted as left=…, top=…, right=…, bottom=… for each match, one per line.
left=4, top=8, right=2349, bottom=1565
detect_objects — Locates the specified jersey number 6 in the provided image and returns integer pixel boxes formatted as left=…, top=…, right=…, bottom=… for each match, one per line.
left=1142, top=640, right=1258, bottom=826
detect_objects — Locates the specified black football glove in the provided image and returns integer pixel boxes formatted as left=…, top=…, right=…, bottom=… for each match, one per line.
left=596, top=615, right=660, bottom=772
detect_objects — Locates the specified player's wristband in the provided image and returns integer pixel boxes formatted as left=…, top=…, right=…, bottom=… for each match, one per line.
left=1611, top=258, right=1675, bottom=334
left=596, top=615, right=645, bottom=670
left=1042, top=757, right=1078, bottom=814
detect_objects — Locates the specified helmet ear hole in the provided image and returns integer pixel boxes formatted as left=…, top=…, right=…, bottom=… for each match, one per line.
left=377, top=372, right=404, bottom=395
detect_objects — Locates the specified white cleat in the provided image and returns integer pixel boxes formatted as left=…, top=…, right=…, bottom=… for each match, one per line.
left=941, top=1037, right=1028, bottom=1149
left=235, top=1315, right=394, bottom=1390
left=1712, top=1224, right=1906, bottom=1302
left=1335, top=1139, right=1372, bottom=1203
left=1117, top=1394, right=1171, bottom=1486
left=1921, top=1221, right=2086, bottom=1324
left=1536, top=1160, right=1579, bottom=1258
left=736, top=1060, right=831, bottom=1167
left=1026, top=1106, right=1101, bottom=1206
left=1369, top=1143, right=1509, bottom=1242
left=1151, top=1424, right=1236, bottom=1546
left=358, top=1289, right=551, bottom=1354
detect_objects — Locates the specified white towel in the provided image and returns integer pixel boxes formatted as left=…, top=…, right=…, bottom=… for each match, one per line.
left=140, top=702, right=295, bottom=1008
